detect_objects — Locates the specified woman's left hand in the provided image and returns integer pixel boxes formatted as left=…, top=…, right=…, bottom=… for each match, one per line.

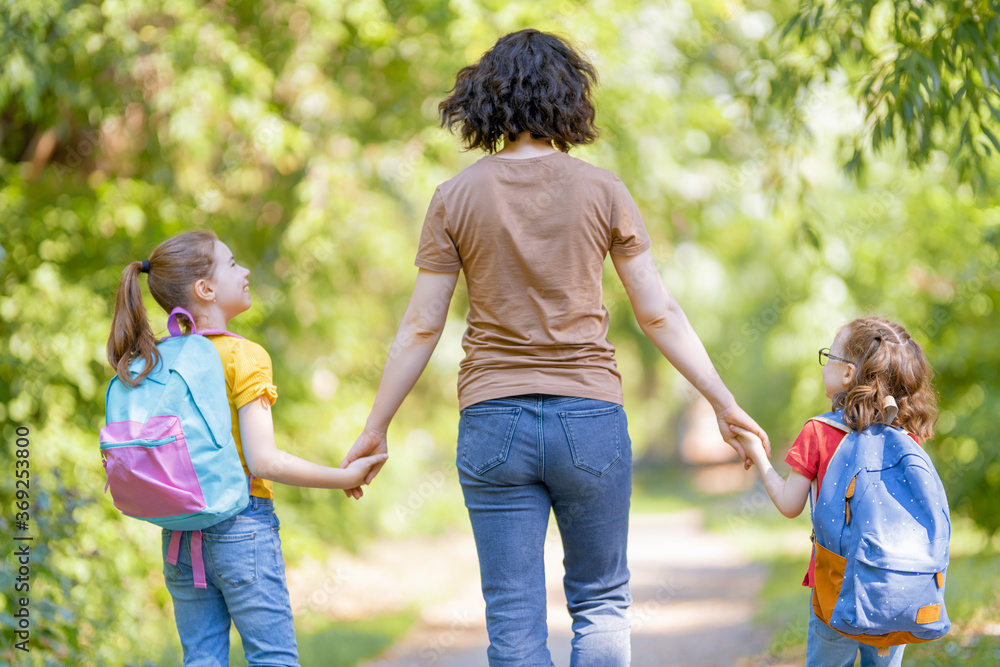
left=714, top=403, right=770, bottom=470
left=340, top=427, right=388, bottom=499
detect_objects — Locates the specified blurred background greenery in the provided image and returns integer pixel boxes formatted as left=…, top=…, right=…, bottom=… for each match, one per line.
left=1, top=0, right=998, bottom=664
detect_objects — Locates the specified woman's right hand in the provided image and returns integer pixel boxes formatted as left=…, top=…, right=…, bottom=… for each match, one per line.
left=340, top=427, right=389, bottom=499
left=342, top=453, right=390, bottom=490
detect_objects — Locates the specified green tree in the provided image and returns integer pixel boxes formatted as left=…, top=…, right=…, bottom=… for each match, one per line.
left=2, top=1, right=999, bottom=664
left=752, top=0, right=1000, bottom=533
left=772, top=0, right=1000, bottom=183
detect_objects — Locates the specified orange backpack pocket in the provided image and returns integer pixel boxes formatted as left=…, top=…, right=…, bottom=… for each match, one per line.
left=813, top=540, right=847, bottom=623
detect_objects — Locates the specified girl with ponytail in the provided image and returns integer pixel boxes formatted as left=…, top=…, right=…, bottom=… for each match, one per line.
left=108, top=229, right=216, bottom=387
left=106, top=230, right=386, bottom=666
left=729, top=315, right=938, bottom=666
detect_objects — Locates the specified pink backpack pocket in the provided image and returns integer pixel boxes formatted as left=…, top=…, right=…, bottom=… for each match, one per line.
left=100, top=415, right=207, bottom=519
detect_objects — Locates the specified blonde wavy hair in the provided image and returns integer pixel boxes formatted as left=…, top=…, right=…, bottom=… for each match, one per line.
left=832, top=316, right=938, bottom=439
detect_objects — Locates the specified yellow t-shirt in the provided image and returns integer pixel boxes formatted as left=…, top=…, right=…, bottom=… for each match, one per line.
left=207, top=334, right=278, bottom=499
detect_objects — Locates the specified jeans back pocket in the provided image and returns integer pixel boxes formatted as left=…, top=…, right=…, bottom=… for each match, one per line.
left=205, top=530, right=258, bottom=588
left=559, top=405, right=622, bottom=476
left=459, top=406, right=522, bottom=475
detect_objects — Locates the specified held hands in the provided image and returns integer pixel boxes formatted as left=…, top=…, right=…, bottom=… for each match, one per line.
left=729, top=424, right=768, bottom=467
left=342, top=453, right=390, bottom=490
left=714, top=403, right=770, bottom=470
left=339, top=426, right=389, bottom=500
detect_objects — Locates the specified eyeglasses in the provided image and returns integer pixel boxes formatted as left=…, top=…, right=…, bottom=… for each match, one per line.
left=819, top=348, right=852, bottom=367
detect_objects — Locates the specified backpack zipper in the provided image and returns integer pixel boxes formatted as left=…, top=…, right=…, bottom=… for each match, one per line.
left=100, top=435, right=179, bottom=450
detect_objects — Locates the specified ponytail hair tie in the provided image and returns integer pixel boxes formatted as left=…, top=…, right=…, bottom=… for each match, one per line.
left=881, top=395, right=898, bottom=425
left=141, top=260, right=150, bottom=273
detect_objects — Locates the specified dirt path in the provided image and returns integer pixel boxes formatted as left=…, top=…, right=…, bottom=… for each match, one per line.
left=288, top=508, right=795, bottom=666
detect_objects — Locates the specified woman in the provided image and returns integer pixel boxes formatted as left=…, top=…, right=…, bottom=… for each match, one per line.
left=341, top=29, right=769, bottom=666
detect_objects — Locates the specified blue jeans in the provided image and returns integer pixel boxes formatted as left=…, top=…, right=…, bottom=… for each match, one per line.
left=162, top=497, right=300, bottom=666
left=806, top=598, right=905, bottom=667
left=457, top=394, right=633, bottom=667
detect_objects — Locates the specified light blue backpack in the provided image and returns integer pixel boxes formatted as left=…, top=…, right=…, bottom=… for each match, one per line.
left=101, top=308, right=249, bottom=588
left=810, top=408, right=951, bottom=654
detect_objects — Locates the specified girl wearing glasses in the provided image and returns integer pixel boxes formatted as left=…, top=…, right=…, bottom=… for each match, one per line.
left=731, top=316, right=938, bottom=666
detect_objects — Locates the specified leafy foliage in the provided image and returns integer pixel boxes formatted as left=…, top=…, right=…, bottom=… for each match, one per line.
left=773, top=0, right=1000, bottom=182
left=1, top=0, right=998, bottom=664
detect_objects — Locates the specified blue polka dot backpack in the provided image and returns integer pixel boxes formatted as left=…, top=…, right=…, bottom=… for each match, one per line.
left=809, top=402, right=951, bottom=656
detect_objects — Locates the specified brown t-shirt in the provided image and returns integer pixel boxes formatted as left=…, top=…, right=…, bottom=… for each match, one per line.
left=415, top=151, right=652, bottom=410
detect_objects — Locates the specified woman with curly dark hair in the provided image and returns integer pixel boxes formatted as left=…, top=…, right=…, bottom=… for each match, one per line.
left=342, top=29, right=768, bottom=665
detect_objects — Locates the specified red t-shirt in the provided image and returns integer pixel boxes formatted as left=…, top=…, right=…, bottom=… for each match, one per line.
left=785, top=419, right=920, bottom=587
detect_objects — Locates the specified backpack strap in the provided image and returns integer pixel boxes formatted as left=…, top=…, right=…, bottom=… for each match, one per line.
left=166, top=529, right=181, bottom=564
left=805, top=411, right=852, bottom=539
left=199, top=328, right=245, bottom=339
left=807, top=411, right=852, bottom=434
left=167, top=307, right=196, bottom=337
left=166, top=529, right=208, bottom=589
left=808, top=479, right=816, bottom=544
left=880, top=395, right=898, bottom=425
left=165, top=307, right=245, bottom=340
left=190, top=530, right=206, bottom=589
